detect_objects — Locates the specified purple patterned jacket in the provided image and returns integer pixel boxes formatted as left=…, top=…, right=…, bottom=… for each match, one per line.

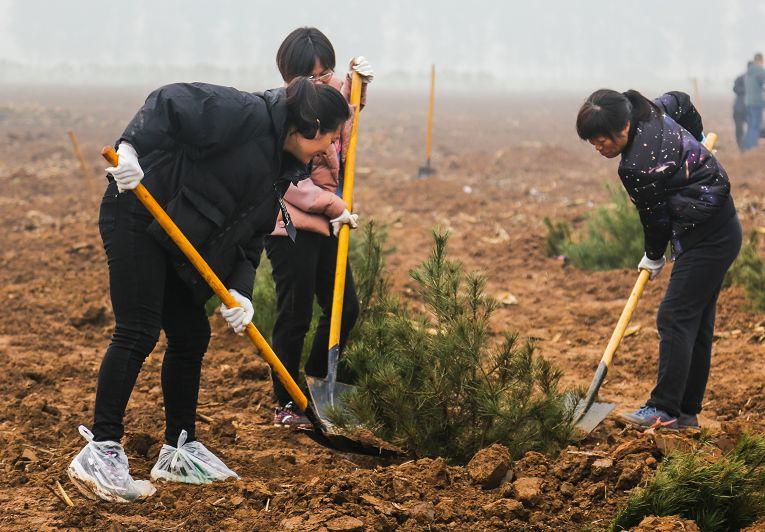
left=618, top=91, right=735, bottom=260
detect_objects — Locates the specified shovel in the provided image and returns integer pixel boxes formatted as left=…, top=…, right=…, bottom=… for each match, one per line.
left=417, top=64, right=436, bottom=178
left=305, top=72, right=363, bottom=430
left=571, top=132, right=719, bottom=434
left=571, top=269, right=650, bottom=434
left=101, top=145, right=392, bottom=456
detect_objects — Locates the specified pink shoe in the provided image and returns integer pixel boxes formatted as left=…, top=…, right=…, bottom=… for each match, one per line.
left=273, top=402, right=311, bottom=427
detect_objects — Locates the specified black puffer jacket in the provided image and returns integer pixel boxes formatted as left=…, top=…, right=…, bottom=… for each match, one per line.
left=118, top=82, right=309, bottom=304
left=619, top=91, right=735, bottom=260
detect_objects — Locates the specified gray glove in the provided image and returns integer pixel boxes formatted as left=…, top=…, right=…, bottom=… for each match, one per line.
left=638, top=254, right=666, bottom=280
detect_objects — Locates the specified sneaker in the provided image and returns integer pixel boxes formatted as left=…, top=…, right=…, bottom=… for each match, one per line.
left=67, top=425, right=156, bottom=503
left=618, top=406, right=677, bottom=429
left=677, top=413, right=700, bottom=429
left=273, top=402, right=311, bottom=427
left=150, top=430, right=238, bottom=485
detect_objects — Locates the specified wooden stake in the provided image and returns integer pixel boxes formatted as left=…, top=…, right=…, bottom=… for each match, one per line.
left=426, top=64, right=435, bottom=164
left=197, top=412, right=214, bottom=424
left=47, top=482, right=74, bottom=507
left=67, top=130, right=95, bottom=192
left=56, top=481, right=75, bottom=507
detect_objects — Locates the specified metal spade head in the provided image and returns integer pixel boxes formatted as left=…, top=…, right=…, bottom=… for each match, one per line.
left=305, top=375, right=357, bottom=428
left=417, top=164, right=435, bottom=179
left=564, top=389, right=616, bottom=437
left=302, top=376, right=399, bottom=457
left=572, top=400, right=616, bottom=435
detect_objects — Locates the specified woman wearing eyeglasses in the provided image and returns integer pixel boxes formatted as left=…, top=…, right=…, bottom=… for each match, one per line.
left=265, top=27, right=374, bottom=426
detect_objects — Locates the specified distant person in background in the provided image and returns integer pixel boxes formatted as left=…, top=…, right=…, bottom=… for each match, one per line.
left=743, top=53, right=765, bottom=151
left=733, top=63, right=749, bottom=151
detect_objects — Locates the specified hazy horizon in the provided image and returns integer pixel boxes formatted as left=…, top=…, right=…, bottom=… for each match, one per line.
left=1, top=0, right=763, bottom=94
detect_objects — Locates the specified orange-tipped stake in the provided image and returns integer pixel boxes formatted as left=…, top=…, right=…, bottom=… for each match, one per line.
left=67, top=130, right=94, bottom=192
left=417, top=64, right=436, bottom=178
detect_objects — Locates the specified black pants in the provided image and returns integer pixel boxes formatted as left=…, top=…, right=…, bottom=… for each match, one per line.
left=92, top=182, right=210, bottom=444
left=647, top=214, right=742, bottom=417
left=265, top=231, right=360, bottom=406
left=734, top=113, right=746, bottom=151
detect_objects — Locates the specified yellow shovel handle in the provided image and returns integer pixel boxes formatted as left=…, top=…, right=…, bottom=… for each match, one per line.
left=425, top=64, right=435, bottom=163
left=600, top=269, right=649, bottom=366
left=328, top=73, right=363, bottom=350
left=101, top=146, right=308, bottom=411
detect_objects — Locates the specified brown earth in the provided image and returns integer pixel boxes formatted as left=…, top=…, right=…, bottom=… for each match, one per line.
left=0, top=86, right=763, bottom=530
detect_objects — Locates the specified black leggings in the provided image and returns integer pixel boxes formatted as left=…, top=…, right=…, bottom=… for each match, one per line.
left=265, top=231, right=360, bottom=406
left=92, top=182, right=210, bottom=444
left=647, top=214, right=742, bottom=417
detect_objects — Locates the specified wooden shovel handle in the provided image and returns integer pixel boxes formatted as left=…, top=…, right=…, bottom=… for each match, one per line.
left=101, top=146, right=308, bottom=411
left=328, top=72, right=363, bottom=351
left=600, top=269, right=649, bottom=366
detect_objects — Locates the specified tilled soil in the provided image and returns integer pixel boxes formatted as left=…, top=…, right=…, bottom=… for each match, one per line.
left=0, top=87, right=763, bottom=530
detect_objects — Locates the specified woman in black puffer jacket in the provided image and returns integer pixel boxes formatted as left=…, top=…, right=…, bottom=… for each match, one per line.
left=576, top=89, right=742, bottom=430
left=68, top=78, right=350, bottom=503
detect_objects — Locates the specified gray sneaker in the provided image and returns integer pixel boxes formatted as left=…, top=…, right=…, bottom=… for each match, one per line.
left=618, top=406, right=678, bottom=429
left=677, top=413, right=700, bottom=429
left=67, top=426, right=156, bottom=503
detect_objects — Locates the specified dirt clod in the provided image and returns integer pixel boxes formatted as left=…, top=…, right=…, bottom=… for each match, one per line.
left=616, top=461, right=646, bottom=490
left=407, top=501, right=436, bottom=523
left=512, top=477, right=544, bottom=506
left=237, top=362, right=270, bottom=381
left=124, top=432, right=159, bottom=459
left=631, top=515, right=701, bottom=531
left=325, top=515, right=364, bottom=531
left=69, top=305, right=107, bottom=328
left=482, top=498, right=526, bottom=520
left=466, top=443, right=511, bottom=489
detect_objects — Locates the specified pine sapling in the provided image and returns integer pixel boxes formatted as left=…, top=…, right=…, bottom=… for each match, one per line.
left=611, top=433, right=765, bottom=531
left=336, top=230, right=574, bottom=464
left=725, top=231, right=765, bottom=311
left=562, top=184, right=646, bottom=270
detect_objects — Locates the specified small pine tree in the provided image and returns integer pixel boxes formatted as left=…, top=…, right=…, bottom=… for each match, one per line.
left=543, top=217, right=571, bottom=257
left=335, top=230, right=574, bottom=464
left=349, top=220, right=390, bottom=327
left=725, top=232, right=765, bottom=312
left=611, top=433, right=765, bottom=532
left=561, top=184, right=647, bottom=270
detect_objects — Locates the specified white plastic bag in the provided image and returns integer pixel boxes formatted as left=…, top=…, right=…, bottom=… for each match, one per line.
left=68, top=425, right=156, bottom=503
left=150, top=430, right=239, bottom=485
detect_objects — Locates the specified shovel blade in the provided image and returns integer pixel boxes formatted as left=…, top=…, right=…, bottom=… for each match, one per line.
left=573, top=400, right=616, bottom=435
left=303, top=377, right=400, bottom=457
left=417, top=165, right=434, bottom=179
left=305, top=375, right=357, bottom=429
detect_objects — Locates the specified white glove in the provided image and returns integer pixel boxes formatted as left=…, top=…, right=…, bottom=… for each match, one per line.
left=219, top=289, right=254, bottom=335
left=105, top=142, right=144, bottom=193
left=351, top=56, right=374, bottom=83
left=638, top=254, right=666, bottom=280
left=330, top=209, right=359, bottom=237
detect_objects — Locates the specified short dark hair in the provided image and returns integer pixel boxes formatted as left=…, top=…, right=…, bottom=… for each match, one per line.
left=755, top=53, right=764, bottom=62
left=285, top=77, right=349, bottom=138
left=277, top=27, right=336, bottom=82
left=576, top=89, right=657, bottom=141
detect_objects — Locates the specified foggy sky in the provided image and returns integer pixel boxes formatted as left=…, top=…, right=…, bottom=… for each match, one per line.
left=1, top=0, right=763, bottom=92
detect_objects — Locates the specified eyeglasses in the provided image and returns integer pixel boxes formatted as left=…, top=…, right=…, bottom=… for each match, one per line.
left=307, top=70, right=334, bottom=83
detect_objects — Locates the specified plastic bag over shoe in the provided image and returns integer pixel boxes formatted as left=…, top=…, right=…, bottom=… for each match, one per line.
left=150, top=430, right=239, bottom=485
